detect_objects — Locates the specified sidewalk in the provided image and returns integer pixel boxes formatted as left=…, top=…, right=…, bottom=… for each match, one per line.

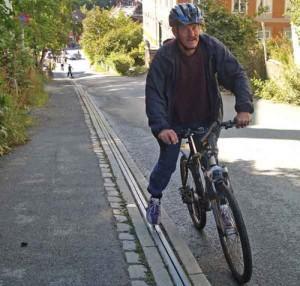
left=0, top=75, right=131, bottom=285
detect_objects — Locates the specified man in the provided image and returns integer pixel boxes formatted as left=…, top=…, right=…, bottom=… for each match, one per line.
left=145, top=3, right=253, bottom=225
left=67, top=64, right=73, bottom=78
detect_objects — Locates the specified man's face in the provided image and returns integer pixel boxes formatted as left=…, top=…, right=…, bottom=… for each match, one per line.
left=172, top=23, right=201, bottom=51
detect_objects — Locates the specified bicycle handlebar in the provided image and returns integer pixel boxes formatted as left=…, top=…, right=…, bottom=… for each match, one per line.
left=177, top=120, right=236, bottom=142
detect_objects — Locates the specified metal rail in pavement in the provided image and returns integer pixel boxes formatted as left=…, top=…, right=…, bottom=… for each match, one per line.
left=73, top=81, right=211, bottom=286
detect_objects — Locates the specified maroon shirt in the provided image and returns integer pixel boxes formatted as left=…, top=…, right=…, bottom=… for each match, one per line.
left=172, top=43, right=210, bottom=125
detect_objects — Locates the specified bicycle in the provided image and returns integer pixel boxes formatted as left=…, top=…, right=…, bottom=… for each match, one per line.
left=178, top=120, right=252, bottom=284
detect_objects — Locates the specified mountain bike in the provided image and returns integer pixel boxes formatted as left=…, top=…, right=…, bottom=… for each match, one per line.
left=178, top=120, right=252, bottom=284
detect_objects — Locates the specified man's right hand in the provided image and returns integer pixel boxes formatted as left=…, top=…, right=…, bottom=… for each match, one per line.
left=158, top=129, right=179, bottom=145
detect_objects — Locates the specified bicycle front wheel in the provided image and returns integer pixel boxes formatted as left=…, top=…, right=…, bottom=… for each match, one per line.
left=180, top=156, right=206, bottom=230
left=215, top=183, right=252, bottom=284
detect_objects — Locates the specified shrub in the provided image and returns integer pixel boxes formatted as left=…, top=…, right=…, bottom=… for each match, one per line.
left=106, top=53, right=134, bottom=75
left=266, top=37, right=293, bottom=65
left=0, top=64, right=47, bottom=155
left=251, top=35, right=300, bottom=105
left=129, top=42, right=145, bottom=66
left=0, top=93, right=30, bottom=155
left=251, top=66, right=300, bottom=105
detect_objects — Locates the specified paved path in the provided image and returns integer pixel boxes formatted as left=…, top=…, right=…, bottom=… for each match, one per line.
left=56, top=52, right=300, bottom=285
left=0, top=76, right=131, bottom=286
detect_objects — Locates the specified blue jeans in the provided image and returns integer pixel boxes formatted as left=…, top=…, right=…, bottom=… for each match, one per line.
left=147, top=139, right=181, bottom=198
left=147, top=123, right=218, bottom=198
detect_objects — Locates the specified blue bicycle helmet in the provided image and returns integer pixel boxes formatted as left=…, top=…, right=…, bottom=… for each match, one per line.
left=169, top=3, right=204, bottom=27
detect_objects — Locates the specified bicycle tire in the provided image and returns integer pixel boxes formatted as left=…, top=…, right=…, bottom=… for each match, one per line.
left=215, top=183, right=252, bottom=283
left=180, top=156, right=206, bottom=230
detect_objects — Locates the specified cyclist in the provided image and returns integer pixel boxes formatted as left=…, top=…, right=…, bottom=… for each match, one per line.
left=145, top=3, right=254, bottom=225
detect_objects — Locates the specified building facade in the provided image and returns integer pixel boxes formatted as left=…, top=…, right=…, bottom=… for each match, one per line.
left=143, top=0, right=194, bottom=63
left=221, top=0, right=291, bottom=39
left=291, top=24, right=300, bottom=65
left=142, top=0, right=293, bottom=64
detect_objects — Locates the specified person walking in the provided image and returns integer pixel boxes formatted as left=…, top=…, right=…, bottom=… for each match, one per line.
left=67, top=64, right=73, bottom=78
left=145, top=3, right=254, bottom=225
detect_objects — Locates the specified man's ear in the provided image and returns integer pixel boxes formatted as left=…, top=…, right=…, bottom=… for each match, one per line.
left=171, top=26, right=178, bottom=38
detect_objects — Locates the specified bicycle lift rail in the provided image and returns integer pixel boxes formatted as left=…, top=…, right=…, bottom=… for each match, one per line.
left=74, top=83, right=193, bottom=286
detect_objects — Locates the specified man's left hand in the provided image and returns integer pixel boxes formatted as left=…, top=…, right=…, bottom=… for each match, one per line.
left=235, top=112, right=251, bottom=128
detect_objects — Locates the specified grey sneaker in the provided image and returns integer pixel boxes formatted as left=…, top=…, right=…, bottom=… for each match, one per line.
left=220, top=205, right=236, bottom=236
left=146, top=197, right=161, bottom=225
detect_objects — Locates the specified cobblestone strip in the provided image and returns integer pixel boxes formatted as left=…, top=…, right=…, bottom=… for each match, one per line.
left=81, top=103, right=155, bottom=286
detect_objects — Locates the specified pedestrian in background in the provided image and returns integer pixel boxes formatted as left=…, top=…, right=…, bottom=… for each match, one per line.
left=67, top=64, right=73, bottom=78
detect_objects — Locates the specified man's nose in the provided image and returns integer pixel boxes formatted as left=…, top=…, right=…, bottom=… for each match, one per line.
left=187, top=27, right=195, bottom=36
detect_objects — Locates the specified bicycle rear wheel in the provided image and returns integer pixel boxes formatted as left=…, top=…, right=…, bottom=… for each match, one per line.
left=215, top=183, right=252, bottom=283
left=180, top=156, right=206, bottom=230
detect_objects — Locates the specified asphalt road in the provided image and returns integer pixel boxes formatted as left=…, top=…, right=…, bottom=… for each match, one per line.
left=70, top=55, right=300, bottom=286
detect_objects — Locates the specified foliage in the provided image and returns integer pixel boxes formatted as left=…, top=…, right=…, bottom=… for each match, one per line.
left=129, top=42, right=145, bottom=66
left=73, top=0, right=116, bottom=9
left=0, top=0, right=73, bottom=154
left=81, top=7, right=144, bottom=74
left=80, top=8, right=114, bottom=63
left=252, top=67, right=300, bottom=105
left=199, top=0, right=263, bottom=78
left=106, top=53, right=134, bottom=75
left=13, top=0, right=73, bottom=66
left=266, top=37, right=293, bottom=65
left=251, top=36, right=300, bottom=105
left=252, top=64, right=300, bottom=105
left=289, top=0, right=300, bottom=28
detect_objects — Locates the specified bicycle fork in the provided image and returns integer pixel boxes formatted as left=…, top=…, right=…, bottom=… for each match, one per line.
left=206, top=164, right=230, bottom=234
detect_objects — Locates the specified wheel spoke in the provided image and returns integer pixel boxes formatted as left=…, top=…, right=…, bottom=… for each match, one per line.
left=225, top=233, right=244, bottom=274
left=185, top=165, right=206, bottom=229
left=216, top=183, right=252, bottom=283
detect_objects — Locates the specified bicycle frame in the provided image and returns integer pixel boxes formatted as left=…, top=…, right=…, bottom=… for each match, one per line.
left=182, top=134, right=207, bottom=196
left=179, top=120, right=253, bottom=283
left=180, top=121, right=235, bottom=232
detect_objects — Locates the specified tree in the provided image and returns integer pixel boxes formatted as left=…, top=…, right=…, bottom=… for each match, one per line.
left=12, top=0, right=73, bottom=67
left=199, top=0, right=264, bottom=77
left=0, top=0, right=75, bottom=154
left=81, top=7, right=143, bottom=74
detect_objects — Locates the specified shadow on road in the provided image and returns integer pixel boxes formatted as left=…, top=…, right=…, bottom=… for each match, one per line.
left=184, top=158, right=300, bottom=286
left=221, top=127, right=300, bottom=141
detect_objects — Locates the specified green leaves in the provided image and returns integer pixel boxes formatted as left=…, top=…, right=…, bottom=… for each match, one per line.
left=289, top=0, right=300, bottom=27
left=81, top=7, right=144, bottom=74
left=0, top=0, right=73, bottom=154
left=199, top=0, right=261, bottom=77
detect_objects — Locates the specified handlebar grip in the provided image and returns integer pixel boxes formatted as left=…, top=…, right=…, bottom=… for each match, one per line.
left=220, top=120, right=236, bottom=129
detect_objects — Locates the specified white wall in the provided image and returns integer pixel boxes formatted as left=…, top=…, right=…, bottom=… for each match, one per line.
left=291, top=23, right=300, bottom=66
left=143, top=0, right=176, bottom=49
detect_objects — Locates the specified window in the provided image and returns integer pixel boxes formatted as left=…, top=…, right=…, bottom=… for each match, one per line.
left=257, top=0, right=272, bottom=14
left=232, top=0, right=247, bottom=13
left=283, top=28, right=291, bottom=39
left=257, top=28, right=271, bottom=40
